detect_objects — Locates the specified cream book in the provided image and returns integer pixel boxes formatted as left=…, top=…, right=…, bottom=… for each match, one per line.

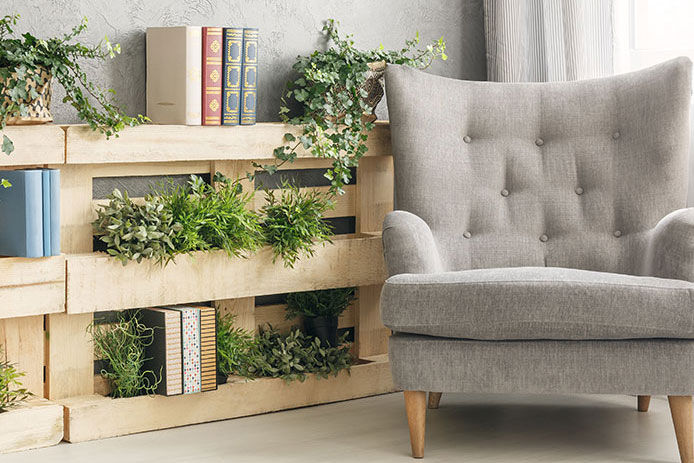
left=146, top=26, right=202, bottom=125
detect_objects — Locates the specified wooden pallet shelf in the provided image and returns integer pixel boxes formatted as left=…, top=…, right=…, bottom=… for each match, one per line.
left=0, top=256, right=65, bottom=319
left=0, top=399, right=63, bottom=453
left=61, top=355, right=394, bottom=443
left=0, top=125, right=65, bottom=167
left=66, top=234, right=385, bottom=314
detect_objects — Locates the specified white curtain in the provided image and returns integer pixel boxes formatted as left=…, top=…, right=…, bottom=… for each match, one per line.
left=484, top=0, right=614, bottom=82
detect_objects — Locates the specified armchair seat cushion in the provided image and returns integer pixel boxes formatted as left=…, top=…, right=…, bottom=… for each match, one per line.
left=381, top=267, right=694, bottom=340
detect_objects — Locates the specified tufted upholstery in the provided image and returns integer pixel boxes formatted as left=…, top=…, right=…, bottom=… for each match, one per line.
left=384, top=58, right=692, bottom=276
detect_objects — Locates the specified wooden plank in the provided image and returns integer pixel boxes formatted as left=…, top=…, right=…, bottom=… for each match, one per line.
left=255, top=303, right=355, bottom=333
left=45, top=313, right=93, bottom=399
left=0, top=125, right=65, bottom=167
left=61, top=356, right=394, bottom=443
left=355, top=285, right=389, bottom=358
left=253, top=184, right=356, bottom=218
left=64, top=122, right=391, bottom=164
left=0, top=256, right=65, bottom=319
left=66, top=235, right=386, bottom=314
left=0, top=316, right=44, bottom=395
left=0, top=399, right=63, bottom=453
left=87, top=160, right=211, bottom=178
left=215, top=297, right=256, bottom=333
left=60, top=165, right=93, bottom=254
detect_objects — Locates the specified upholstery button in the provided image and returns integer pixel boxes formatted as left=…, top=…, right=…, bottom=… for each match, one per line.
left=535, top=138, right=544, bottom=147
left=575, top=187, right=584, bottom=195
left=613, top=230, right=622, bottom=238
left=463, top=231, right=472, bottom=239
left=501, top=189, right=509, bottom=197
left=539, top=234, right=548, bottom=242
left=612, top=131, right=620, bottom=140
left=463, top=135, right=472, bottom=144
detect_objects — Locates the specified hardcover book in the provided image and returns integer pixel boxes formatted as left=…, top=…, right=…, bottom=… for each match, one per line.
left=146, top=26, right=202, bottom=125
left=198, top=306, right=217, bottom=392
left=41, top=169, right=51, bottom=256
left=169, top=306, right=201, bottom=394
left=140, top=308, right=183, bottom=396
left=0, top=169, right=43, bottom=257
left=222, top=27, right=243, bottom=126
left=202, top=26, right=224, bottom=126
left=240, top=28, right=258, bottom=125
left=48, top=169, right=60, bottom=255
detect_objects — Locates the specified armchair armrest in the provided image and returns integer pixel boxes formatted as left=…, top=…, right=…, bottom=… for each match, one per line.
left=382, top=210, right=443, bottom=276
left=646, top=208, right=694, bottom=282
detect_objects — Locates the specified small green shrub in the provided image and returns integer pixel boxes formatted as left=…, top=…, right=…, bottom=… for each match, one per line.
left=0, top=347, right=31, bottom=412
left=261, top=182, right=334, bottom=268
left=89, top=310, right=161, bottom=398
left=285, top=287, right=356, bottom=319
left=216, top=311, right=258, bottom=378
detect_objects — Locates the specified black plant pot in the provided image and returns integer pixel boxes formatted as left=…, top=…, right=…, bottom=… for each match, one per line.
left=304, top=315, right=339, bottom=347
left=216, top=369, right=228, bottom=385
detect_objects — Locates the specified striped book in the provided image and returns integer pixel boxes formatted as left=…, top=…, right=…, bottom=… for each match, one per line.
left=140, top=308, right=183, bottom=396
left=168, top=307, right=201, bottom=394
left=240, top=28, right=258, bottom=125
left=202, top=26, right=223, bottom=125
left=198, top=306, right=217, bottom=391
left=222, top=27, right=243, bottom=126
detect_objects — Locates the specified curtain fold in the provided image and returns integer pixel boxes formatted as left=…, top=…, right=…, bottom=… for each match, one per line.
left=484, top=0, right=613, bottom=82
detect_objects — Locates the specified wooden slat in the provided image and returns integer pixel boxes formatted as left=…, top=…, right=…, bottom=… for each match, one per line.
left=0, top=256, right=65, bottom=319
left=66, top=235, right=385, bottom=314
left=0, top=125, right=65, bottom=167
left=0, top=315, right=44, bottom=395
left=64, top=122, right=391, bottom=164
left=215, top=297, right=256, bottom=333
left=87, top=161, right=212, bottom=178
left=255, top=303, right=355, bottom=333
left=253, top=184, right=355, bottom=218
left=0, top=399, right=63, bottom=453
left=45, top=313, right=93, bottom=399
left=61, top=356, right=394, bottom=443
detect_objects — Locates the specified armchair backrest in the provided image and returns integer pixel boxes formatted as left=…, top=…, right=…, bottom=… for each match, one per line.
left=385, top=58, right=692, bottom=274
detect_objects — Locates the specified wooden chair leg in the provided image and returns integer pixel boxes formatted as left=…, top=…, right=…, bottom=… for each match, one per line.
left=428, top=392, right=442, bottom=409
left=638, top=395, right=651, bottom=412
left=669, top=396, right=693, bottom=463
left=404, top=390, right=427, bottom=458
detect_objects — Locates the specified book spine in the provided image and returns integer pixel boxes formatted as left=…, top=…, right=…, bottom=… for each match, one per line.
left=49, top=169, right=60, bottom=255
left=202, top=27, right=223, bottom=126
left=199, top=307, right=217, bottom=391
left=41, top=170, right=50, bottom=256
left=240, top=28, right=258, bottom=126
left=222, top=27, right=243, bottom=126
left=185, top=27, right=203, bottom=125
left=181, top=308, right=202, bottom=394
left=165, top=310, right=183, bottom=396
left=24, top=170, right=43, bottom=258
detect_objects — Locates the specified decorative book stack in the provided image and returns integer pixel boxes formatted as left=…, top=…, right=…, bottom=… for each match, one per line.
left=0, top=169, right=60, bottom=257
left=141, top=306, right=217, bottom=396
left=146, top=25, right=258, bottom=126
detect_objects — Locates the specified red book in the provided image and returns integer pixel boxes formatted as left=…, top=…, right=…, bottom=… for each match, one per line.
left=202, top=27, right=223, bottom=125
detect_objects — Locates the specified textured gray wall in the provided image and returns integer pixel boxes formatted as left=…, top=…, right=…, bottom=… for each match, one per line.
left=6, top=0, right=487, bottom=123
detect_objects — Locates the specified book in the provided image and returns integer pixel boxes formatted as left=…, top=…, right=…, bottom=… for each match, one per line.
left=168, top=306, right=201, bottom=394
left=0, top=169, right=43, bottom=257
left=202, top=27, right=223, bottom=126
left=222, top=27, right=243, bottom=126
left=146, top=26, right=202, bottom=125
left=41, top=169, right=51, bottom=256
left=48, top=169, right=60, bottom=255
left=140, top=308, right=183, bottom=396
left=198, top=306, right=217, bottom=392
left=240, top=28, right=258, bottom=125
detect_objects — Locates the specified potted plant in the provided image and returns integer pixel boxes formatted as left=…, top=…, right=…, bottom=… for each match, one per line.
left=0, top=14, right=147, bottom=155
left=285, top=287, right=356, bottom=347
left=267, top=19, right=447, bottom=194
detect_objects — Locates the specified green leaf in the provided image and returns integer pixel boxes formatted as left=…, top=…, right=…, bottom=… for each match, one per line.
left=2, top=135, right=14, bottom=155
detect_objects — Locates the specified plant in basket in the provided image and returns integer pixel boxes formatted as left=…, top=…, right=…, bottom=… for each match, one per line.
left=285, top=287, right=357, bottom=347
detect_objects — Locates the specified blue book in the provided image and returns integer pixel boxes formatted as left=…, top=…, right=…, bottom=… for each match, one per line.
left=41, top=169, right=51, bottom=256
left=240, top=28, right=258, bottom=126
left=0, top=170, right=44, bottom=257
left=49, top=169, right=60, bottom=255
left=222, top=27, right=243, bottom=126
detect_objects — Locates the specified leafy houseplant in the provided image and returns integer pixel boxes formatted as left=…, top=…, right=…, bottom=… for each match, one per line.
left=269, top=19, right=447, bottom=194
left=89, top=310, right=161, bottom=398
left=0, top=14, right=147, bottom=156
left=216, top=311, right=258, bottom=379
left=286, top=287, right=356, bottom=347
left=0, top=347, right=31, bottom=412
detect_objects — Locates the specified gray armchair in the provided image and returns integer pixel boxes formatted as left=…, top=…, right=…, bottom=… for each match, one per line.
left=381, top=57, right=694, bottom=460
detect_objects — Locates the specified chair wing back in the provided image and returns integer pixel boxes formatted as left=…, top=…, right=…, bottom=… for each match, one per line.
left=385, top=58, right=692, bottom=274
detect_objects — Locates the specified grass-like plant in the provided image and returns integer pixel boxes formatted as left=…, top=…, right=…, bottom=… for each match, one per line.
left=261, top=181, right=334, bottom=268
left=89, top=310, right=161, bottom=398
left=285, top=287, right=356, bottom=319
left=216, top=311, right=258, bottom=378
left=0, top=347, right=31, bottom=412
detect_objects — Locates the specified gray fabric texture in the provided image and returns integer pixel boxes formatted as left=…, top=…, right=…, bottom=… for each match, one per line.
left=381, top=267, right=694, bottom=340
left=382, top=210, right=444, bottom=275
left=647, top=208, right=694, bottom=282
left=384, top=58, right=692, bottom=276
left=390, top=333, right=694, bottom=394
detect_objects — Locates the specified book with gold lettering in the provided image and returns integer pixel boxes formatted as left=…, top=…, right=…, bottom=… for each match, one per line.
left=240, top=28, right=258, bottom=125
left=222, top=27, right=243, bottom=126
left=202, top=27, right=223, bottom=126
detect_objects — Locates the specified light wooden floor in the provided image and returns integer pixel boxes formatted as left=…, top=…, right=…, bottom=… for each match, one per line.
left=1, top=393, right=685, bottom=462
